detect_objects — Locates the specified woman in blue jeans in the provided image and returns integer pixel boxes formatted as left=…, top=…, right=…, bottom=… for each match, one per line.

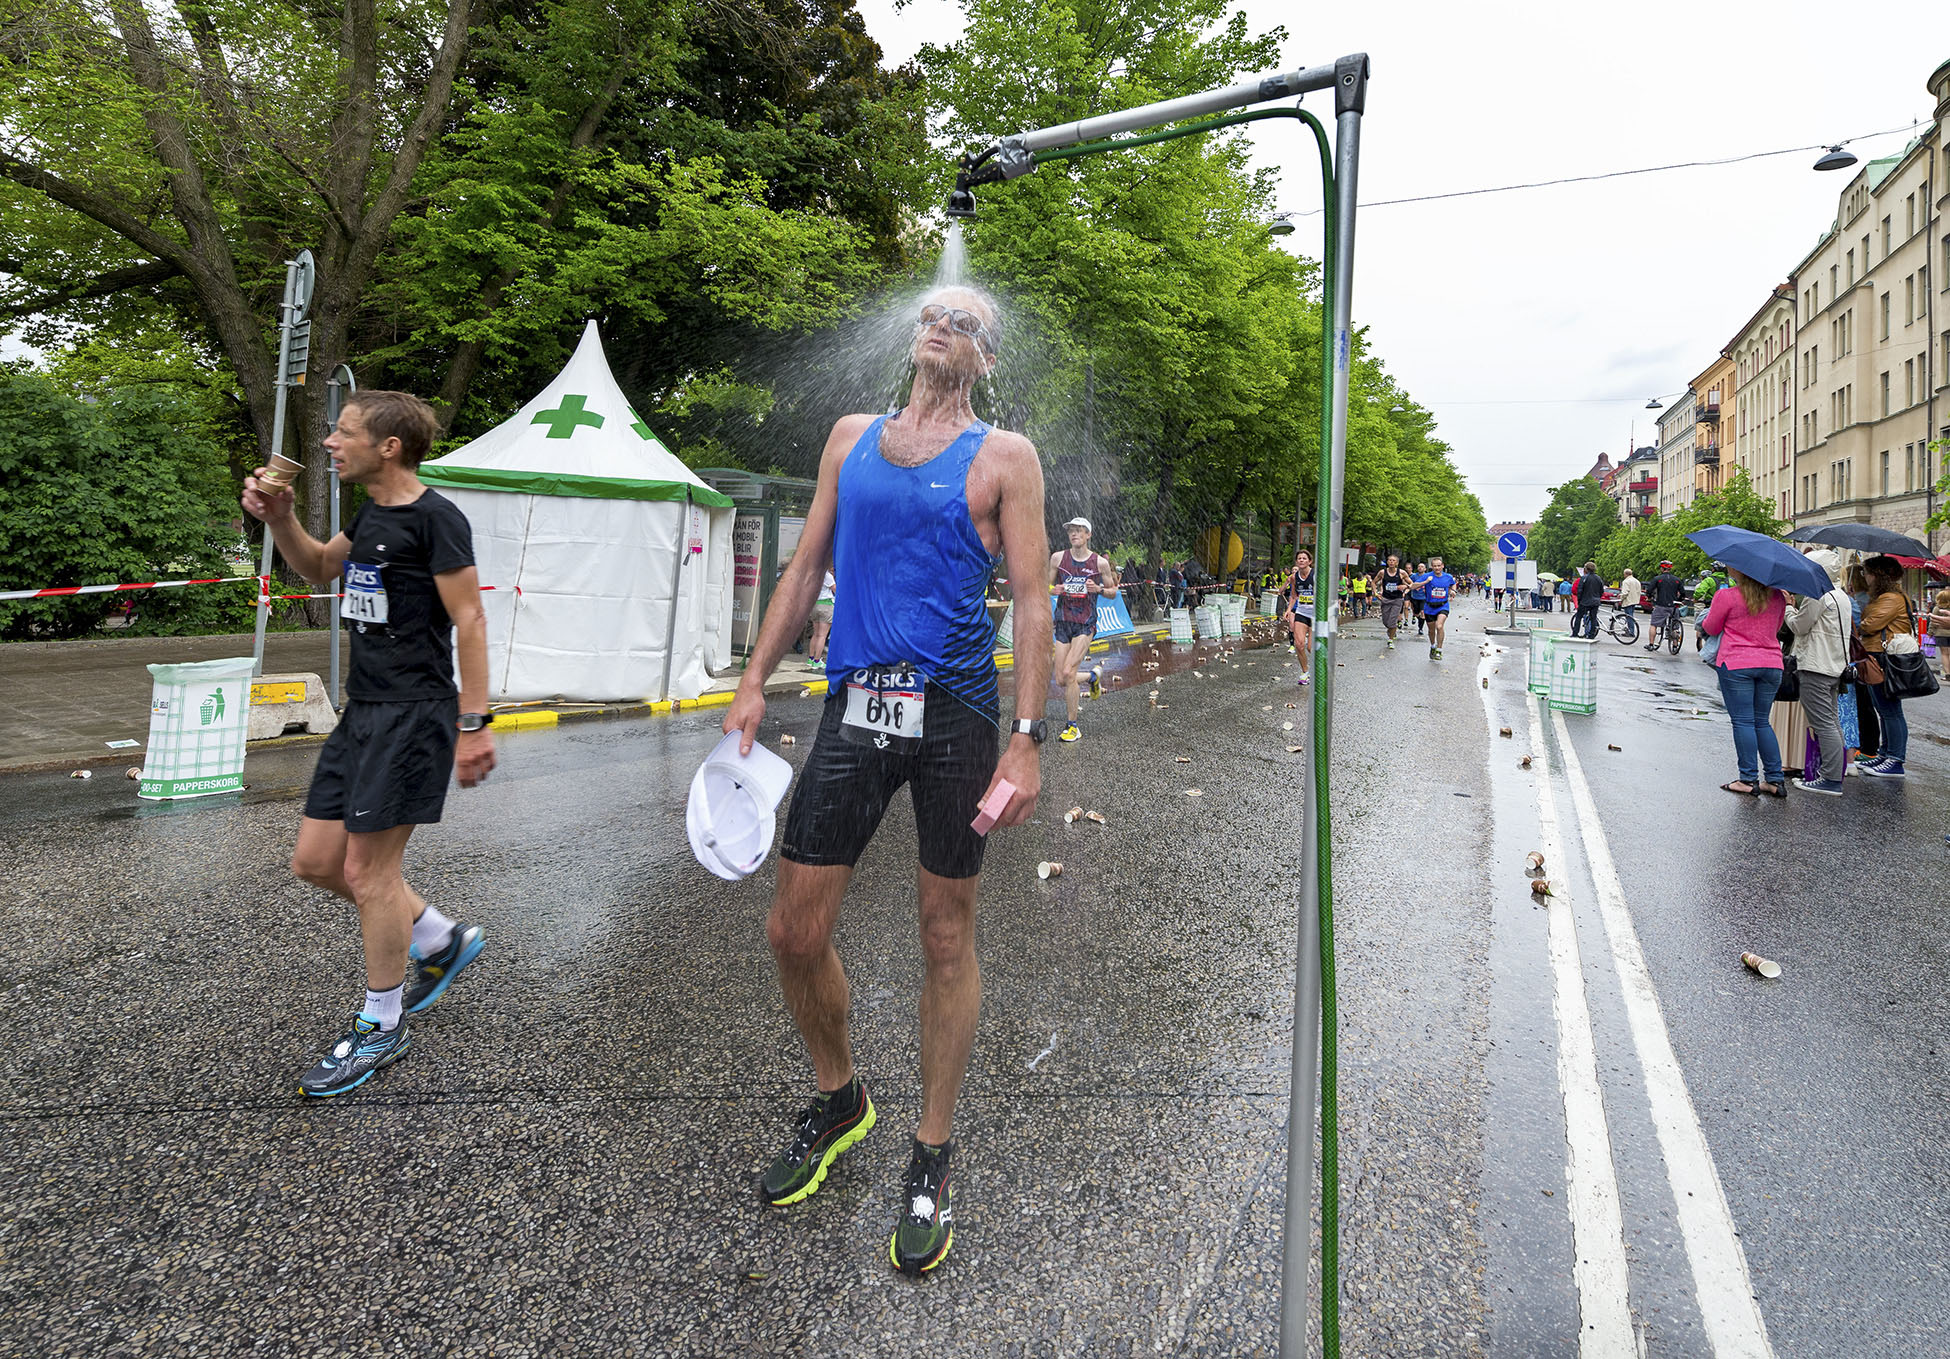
left=1699, top=568, right=1789, bottom=795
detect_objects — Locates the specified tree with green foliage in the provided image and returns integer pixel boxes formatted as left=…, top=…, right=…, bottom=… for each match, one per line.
left=0, top=369, right=253, bottom=639
left=1592, top=469, right=1785, bottom=583
left=1528, top=474, right=1620, bottom=576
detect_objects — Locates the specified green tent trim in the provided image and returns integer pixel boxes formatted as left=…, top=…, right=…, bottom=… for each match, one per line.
left=418, top=464, right=735, bottom=508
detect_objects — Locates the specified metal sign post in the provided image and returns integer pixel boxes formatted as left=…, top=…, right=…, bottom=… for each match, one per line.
left=1498, top=532, right=1527, bottom=629
left=250, top=250, right=316, bottom=677
left=324, top=365, right=356, bottom=707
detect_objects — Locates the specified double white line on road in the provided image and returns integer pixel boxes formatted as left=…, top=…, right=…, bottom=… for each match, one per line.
left=1549, top=706, right=1773, bottom=1359
left=1487, top=642, right=1774, bottom=1358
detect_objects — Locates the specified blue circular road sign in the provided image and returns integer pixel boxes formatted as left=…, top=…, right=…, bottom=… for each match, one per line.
left=1497, top=532, right=1528, bottom=558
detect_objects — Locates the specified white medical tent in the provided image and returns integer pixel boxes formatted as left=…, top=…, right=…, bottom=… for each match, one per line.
left=419, top=321, right=736, bottom=702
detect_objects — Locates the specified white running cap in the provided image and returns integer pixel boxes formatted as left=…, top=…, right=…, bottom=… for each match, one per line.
left=1064, top=516, right=1092, bottom=533
left=687, top=730, right=795, bottom=881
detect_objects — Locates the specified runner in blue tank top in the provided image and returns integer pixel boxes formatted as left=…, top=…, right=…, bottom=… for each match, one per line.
left=723, top=285, right=1051, bottom=1277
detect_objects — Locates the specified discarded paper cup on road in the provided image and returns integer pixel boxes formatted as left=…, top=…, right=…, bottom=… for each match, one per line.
left=1064, top=806, right=1084, bottom=824
left=1037, top=861, right=1062, bottom=879
left=1525, top=851, right=1545, bottom=873
left=1084, top=810, right=1106, bottom=825
left=1741, top=952, right=1782, bottom=980
left=259, top=451, right=304, bottom=490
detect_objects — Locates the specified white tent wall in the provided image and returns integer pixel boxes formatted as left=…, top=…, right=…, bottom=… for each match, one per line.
left=444, top=490, right=733, bottom=702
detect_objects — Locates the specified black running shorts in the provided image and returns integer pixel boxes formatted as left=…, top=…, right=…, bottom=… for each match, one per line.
left=304, top=697, right=459, bottom=833
left=782, top=683, right=1001, bottom=880
left=1053, top=617, right=1096, bottom=645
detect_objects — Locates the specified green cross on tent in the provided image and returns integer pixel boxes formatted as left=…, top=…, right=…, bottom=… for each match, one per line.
left=532, top=394, right=605, bottom=439
left=628, top=408, right=655, bottom=440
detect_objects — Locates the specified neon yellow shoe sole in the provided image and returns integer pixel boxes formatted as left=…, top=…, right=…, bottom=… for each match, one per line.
left=890, top=1224, right=953, bottom=1274
left=765, top=1097, right=877, bottom=1206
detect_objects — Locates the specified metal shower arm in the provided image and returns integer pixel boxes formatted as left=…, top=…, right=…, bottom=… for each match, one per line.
left=1012, top=62, right=1340, bottom=152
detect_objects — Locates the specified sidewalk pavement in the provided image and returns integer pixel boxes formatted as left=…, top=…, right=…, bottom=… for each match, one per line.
left=0, top=621, right=1181, bottom=774
left=0, top=630, right=824, bottom=774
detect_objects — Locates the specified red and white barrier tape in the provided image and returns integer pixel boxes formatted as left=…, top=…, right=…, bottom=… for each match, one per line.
left=0, top=575, right=257, bottom=602
left=257, top=585, right=520, bottom=602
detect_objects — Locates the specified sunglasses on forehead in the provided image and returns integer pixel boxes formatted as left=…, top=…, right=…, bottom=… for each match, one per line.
left=915, top=304, right=990, bottom=339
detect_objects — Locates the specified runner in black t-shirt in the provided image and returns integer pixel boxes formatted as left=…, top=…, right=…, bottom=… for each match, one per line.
left=242, top=390, right=496, bottom=1099
left=1374, top=553, right=1410, bottom=648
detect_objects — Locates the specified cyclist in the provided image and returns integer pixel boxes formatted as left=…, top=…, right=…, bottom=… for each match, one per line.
left=1646, top=561, right=1684, bottom=652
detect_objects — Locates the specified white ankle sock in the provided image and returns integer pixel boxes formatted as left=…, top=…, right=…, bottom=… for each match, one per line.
left=411, top=904, right=455, bottom=957
left=362, top=984, right=403, bottom=1031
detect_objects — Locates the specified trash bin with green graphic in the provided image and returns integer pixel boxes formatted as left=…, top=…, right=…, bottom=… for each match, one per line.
left=1526, top=627, right=1556, bottom=697
left=1548, top=635, right=1598, bottom=714
left=138, top=657, right=254, bottom=800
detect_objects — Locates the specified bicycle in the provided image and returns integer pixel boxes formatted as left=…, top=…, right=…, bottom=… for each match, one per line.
left=1605, top=605, right=1641, bottom=645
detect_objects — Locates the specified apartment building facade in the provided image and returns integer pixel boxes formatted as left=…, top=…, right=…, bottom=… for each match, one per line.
left=1656, top=390, right=1697, bottom=517
left=1728, top=285, right=1796, bottom=521
left=1691, top=353, right=1736, bottom=499
left=1791, top=61, right=1950, bottom=548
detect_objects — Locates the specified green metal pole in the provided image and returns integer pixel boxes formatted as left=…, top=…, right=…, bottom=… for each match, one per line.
left=1029, top=106, right=1346, bottom=1357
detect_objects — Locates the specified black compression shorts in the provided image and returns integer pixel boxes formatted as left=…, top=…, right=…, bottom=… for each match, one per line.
left=781, top=683, right=1001, bottom=880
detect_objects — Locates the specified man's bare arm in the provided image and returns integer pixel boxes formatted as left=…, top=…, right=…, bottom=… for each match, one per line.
left=722, top=416, right=867, bottom=753
left=240, top=471, right=350, bottom=585
left=1000, top=442, right=1052, bottom=720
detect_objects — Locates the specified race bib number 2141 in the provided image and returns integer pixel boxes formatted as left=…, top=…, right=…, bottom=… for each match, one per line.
left=343, top=562, right=389, bottom=626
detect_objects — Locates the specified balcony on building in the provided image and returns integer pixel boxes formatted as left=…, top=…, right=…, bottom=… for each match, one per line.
left=1697, top=401, right=1720, bottom=423
left=1637, top=505, right=1657, bottom=517
left=1694, top=445, right=1720, bottom=465
left=1629, top=477, right=1657, bottom=493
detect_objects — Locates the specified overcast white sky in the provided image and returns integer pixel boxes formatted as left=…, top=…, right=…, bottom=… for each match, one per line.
left=856, top=0, right=1947, bottom=523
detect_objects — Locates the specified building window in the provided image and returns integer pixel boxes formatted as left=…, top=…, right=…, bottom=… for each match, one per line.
left=1907, top=444, right=1916, bottom=492
left=1831, top=265, right=1839, bottom=297
left=1882, top=371, right=1891, bottom=416
left=1907, top=275, right=1915, bottom=324
left=1909, top=194, right=1916, bottom=236
left=1881, top=451, right=1890, bottom=496
left=1882, top=292, right=1891, bottom=339
left=1883, top=215, right=1892, bottom=257
left=1847, top=250, right=1855, bottom=285
left=1907, top=359, right=1915, bottom=408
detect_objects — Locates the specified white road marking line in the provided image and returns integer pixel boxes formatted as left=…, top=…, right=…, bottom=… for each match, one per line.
left=1526, top=693, right=1640, bottom=1358
left=1551, top=708, right=1775, bottom=1358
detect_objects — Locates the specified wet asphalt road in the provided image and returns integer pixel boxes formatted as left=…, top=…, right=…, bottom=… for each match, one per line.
left=1, top=600, right=1945, bottom=1356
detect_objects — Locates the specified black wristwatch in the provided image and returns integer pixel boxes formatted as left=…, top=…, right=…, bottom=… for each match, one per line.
left=1012, top=718, right=1046, bottom=744
left=456, top=712, right=494, bottom=732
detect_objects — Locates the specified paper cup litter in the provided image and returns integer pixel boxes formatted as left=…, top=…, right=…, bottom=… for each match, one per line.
left=260, top=451, right=304, bottom=489
left=1741, top=952, right=1782, bottom=980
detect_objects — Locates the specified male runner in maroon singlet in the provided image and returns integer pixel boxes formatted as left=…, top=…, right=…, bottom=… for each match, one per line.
left=721, top=285, right=1050, bottom=1275
left=1049, top=516, right=1118, bottom=743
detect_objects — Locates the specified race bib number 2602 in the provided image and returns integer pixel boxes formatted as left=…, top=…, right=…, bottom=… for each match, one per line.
left=842, top=665, right=925, bottom=742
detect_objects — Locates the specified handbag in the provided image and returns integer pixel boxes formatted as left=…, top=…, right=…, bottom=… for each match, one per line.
left=1775, top=653, right=1801, bottom=702
left=1878, top=598, right=1939, bottom=699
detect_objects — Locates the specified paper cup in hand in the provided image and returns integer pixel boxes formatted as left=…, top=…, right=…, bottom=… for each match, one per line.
left=687, top=731, right=795, bottom=881
left=260, top=451, right=304, bottom=490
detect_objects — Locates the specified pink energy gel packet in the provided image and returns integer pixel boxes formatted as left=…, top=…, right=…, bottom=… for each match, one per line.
left=970, top=778, right=1017, bottom=835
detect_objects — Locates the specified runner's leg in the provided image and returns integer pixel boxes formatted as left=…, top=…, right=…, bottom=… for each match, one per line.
left=915, top=867, right=980, bottom=1145
left=1059, top=633, right=1091, bottom=725
left=768, top=860, right=857, bottom=1090
left=292, top=816, right=354, bottom=901
left=342, top=824, right=423, bottom=992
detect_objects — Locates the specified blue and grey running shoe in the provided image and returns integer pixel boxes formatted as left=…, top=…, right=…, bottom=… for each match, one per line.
left=405, top=924, right=486, bottom=1014
left=298, top=1015, right=411, bottom=1098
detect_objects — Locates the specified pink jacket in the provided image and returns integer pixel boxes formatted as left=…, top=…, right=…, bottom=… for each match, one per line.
left=1700, top=585, right=1786, bottom=670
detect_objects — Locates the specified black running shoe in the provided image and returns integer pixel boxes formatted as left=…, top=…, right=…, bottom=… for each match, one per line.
left=760, top=1077, right=876, bottom=1205
left=889, top=1139, right=954, bottom=1275
left=404, top=923, right=486, bottom=1014
left=297, top=1014, right=410, bottom=1098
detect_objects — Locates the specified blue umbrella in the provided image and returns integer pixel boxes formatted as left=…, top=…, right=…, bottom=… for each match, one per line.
left=1685, top=525, right=1833, bottom=599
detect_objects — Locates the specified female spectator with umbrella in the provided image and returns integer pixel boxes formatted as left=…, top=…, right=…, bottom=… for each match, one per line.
left=1785, top=550, right=1855, bottom=795
left=1700, top=566, right=1790, bottom=796
left=1854, top=555, right=1920, bottom=779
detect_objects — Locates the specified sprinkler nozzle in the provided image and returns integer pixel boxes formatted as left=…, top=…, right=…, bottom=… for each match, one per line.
left=946, top=184, right=978, bottom=220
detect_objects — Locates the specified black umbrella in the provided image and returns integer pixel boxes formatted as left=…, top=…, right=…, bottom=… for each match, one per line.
left=1785, top=523, right=1931, bottom=557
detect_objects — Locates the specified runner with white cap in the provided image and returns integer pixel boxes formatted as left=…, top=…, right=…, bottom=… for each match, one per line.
left=1049, top=515, right=1118, bottom=742
left=721, top=283, right=1050, bottom=1275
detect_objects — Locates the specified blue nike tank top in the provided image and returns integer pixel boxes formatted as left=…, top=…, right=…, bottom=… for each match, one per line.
left=827, top=413, right=1000, bottom=720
